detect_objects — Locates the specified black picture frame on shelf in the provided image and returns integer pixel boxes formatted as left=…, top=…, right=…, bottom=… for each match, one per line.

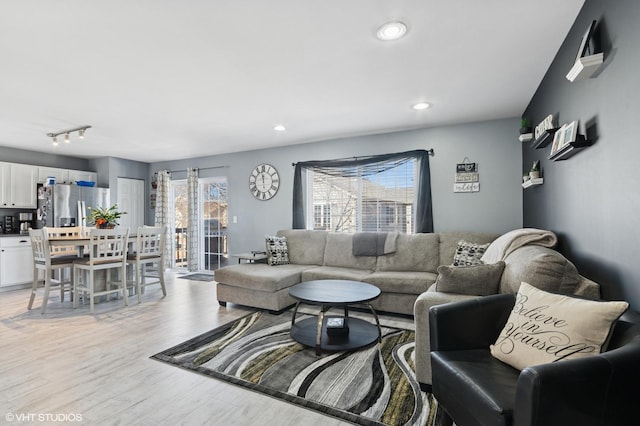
left=575, top=20, right=597, bottom=62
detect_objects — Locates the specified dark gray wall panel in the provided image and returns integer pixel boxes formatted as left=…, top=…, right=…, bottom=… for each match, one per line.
left=523, top=0, right=640, bottom=309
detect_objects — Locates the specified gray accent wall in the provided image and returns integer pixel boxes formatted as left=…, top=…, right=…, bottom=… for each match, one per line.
left=522, top=0, right=640, bottom=309
left=151, top=118, right=522, bottom=256
left=89, top=157, right=150, bottom=207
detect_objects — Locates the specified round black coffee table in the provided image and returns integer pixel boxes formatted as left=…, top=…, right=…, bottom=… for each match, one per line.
left=288, top=280, right=382, bottom=355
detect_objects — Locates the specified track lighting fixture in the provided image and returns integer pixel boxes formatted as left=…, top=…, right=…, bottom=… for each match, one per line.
left=47, top=125, right=92, bottom=146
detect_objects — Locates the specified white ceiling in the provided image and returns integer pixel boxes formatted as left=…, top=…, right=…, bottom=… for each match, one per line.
left=0, top=1, right=584, bottom=163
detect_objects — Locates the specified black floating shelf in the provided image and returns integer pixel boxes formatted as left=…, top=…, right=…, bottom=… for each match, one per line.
left=531, top=128, right=559, bottom=149
left=549, top=135, right=592, bottom=161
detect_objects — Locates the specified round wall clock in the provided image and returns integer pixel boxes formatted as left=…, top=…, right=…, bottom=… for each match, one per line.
left=249, top=163, right=280, bottom=200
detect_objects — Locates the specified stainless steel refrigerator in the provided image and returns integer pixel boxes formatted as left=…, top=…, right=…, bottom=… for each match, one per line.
left=36, top=184, right=110, bottom=228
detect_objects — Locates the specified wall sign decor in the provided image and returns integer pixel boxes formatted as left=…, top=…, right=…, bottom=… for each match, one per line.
left=454, top=158, right=480, bottom=193
left=534, top=114, right=555, bottom=140
left=531, top=114, right=559, bottom=149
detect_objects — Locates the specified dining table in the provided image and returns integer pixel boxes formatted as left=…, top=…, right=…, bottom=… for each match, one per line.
left=46, top=232, right=137, bottom=297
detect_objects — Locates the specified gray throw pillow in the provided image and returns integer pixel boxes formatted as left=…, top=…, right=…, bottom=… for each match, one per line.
left=435, top=261, right=506, bottom=296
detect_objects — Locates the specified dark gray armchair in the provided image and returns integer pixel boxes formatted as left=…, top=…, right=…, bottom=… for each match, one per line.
left=429, top=294, right=640, bottom=426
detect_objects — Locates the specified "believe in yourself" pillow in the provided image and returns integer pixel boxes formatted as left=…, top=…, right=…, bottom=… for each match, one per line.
left=490, top=282, right=629, bottom=370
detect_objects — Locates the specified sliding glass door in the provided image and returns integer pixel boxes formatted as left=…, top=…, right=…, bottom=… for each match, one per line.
left=171, top=176, right=228, bottom=271
left=200, top=177, right=228, bottom=271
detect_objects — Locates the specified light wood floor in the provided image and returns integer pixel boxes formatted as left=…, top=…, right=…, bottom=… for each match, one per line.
left=0, top=272, right=363, bottom=425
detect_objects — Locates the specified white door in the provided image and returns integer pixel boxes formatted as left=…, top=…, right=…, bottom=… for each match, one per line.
left=117, top=178, right=145, bottom=233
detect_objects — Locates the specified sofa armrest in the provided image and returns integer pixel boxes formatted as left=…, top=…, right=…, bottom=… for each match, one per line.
left=413, top=289, right=482, bottom=386
left=514, top=328, right=640, bottom=426
left=429, top=293, right=515, bottom=351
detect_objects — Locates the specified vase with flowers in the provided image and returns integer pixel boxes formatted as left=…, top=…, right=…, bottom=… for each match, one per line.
left=86, top=204, right=126, bottom=229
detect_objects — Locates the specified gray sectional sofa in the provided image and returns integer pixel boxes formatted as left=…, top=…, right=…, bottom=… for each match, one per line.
left=215, top=227, right=603, bottom=391
left=215, top=229, right=498, bottom=315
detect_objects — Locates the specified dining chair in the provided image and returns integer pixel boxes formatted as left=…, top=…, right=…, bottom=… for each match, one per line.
left=45, top=226, right=82, bottom=257
left=127, top=226, right=167, bottom=303
left=73, top=228, right=129, bottom=313
left=28, top=228, right=77, bottom=313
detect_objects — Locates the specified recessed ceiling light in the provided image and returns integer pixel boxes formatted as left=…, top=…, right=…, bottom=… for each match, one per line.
left=376, top=21, right=408, bottom=41
left=412, top=102, right=431, bottom=110
left=273, top=124, right=286, bottom=132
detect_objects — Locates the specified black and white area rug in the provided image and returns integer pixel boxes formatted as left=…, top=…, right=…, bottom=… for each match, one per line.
left=152, top=311, right=439, bottom=426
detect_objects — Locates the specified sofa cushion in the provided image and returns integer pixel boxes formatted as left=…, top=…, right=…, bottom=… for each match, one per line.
left=452, top=240, right=490, bottom=266
left=323, top=233, right=377, bottom=270
left=215, top=264, right=312, bottom=292
left=277, top=229, right=327, bottom=265
left=435, top=262, right=505, bottom=296
left=439, top=232, right=499, bottom=266
left=375, top=233, right=440, bottom=272
left=490, top=282, right=629, bottom=371
left=301, top=266, right=373, bottom=282
left=365, top=271, right=437, bottom=295
left=499, top=246, right=582, bottom=295
left=265, top=235, right=290, bottom=266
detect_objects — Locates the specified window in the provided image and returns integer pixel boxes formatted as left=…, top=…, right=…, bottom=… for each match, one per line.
left=308, top=161, right=415, bottom=233
left=313, top=204, right=331, bottom=230
left=294, top=150, right=433, bottom=234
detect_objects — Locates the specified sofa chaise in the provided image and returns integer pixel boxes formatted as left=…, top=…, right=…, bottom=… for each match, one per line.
left=215, top=229, right=498, bottom=316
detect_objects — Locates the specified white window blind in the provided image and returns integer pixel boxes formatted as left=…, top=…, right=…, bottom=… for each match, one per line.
left=309, top=159, right=416, bottom=233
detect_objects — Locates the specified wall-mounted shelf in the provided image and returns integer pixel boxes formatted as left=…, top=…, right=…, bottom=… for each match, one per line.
left=549, top=135, right=592, bottom=161
left=566, top=53, right=604, bottom=82
left=522, top=178, right=544, bottom=189
left=519, top=133, right=533, bottom=142
left=531, top=128, right=559, bottom=149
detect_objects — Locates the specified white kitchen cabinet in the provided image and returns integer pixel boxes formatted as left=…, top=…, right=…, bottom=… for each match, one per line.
left=0, top=163, right=9, bottom=206
left=37, top=166, right=69, bottom=184
left=38, top=167, right=97, bottom=185
left=0, top=162, right=37, bottom=208
left=68, top=170, right=97, bottom=183
left=0, top=237, right=34, bottom=287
